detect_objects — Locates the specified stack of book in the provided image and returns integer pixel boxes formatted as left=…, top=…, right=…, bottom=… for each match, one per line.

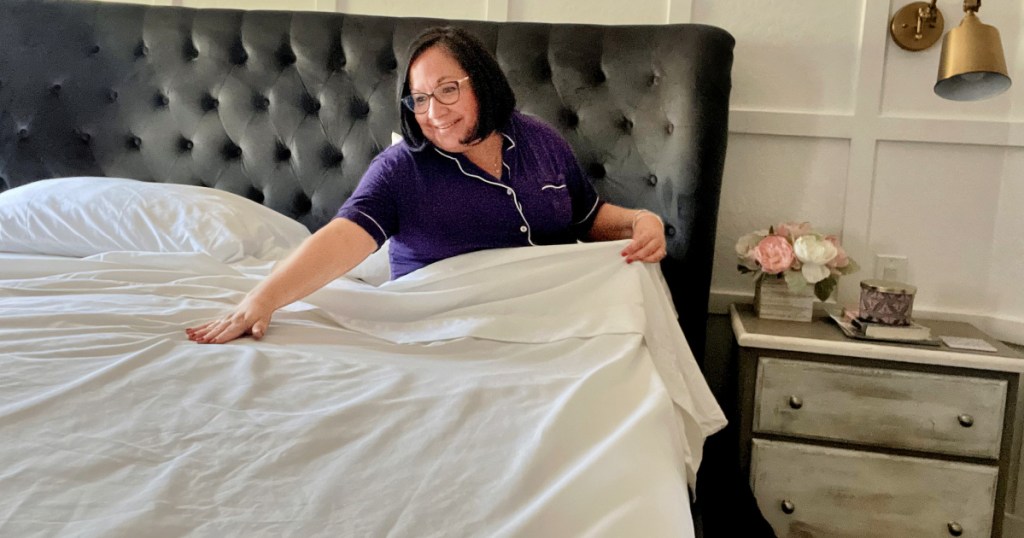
left=827, top=306, right=941, bottom=346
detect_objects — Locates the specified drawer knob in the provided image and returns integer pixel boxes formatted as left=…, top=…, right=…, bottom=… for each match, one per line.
left=957, top=414, right=974, bottom=428
left=947, top=521, right=963, bottom=536
left=788, top=396, right=803, bottom=410
left=780, top=500, right=795, bottom=514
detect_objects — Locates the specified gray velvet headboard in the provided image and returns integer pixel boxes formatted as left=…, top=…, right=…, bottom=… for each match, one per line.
left=0, top=0, right=733, bottom=360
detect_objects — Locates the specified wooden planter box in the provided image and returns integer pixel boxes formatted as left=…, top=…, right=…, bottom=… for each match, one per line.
left=754, top=275, right=814, bottom=322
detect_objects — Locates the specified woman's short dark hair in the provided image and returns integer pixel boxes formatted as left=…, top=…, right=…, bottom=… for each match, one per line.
left=399, top=27, right=516, bottom=151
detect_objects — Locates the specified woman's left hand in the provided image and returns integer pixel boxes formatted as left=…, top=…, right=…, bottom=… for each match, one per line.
left=621, top=211, right=667, bottom=264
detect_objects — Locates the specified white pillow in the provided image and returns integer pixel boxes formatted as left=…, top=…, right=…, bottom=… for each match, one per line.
left=346, top=239, right=391, bottom=286
left=0, top=177, right=310, bottom=262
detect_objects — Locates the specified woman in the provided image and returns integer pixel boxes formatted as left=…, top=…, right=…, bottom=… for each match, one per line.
left=186, top=26, right=666, bottom=345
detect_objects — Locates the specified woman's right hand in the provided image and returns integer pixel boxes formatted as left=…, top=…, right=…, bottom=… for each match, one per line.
left=186, top=295, right=275, bottom=344
left=184, top=218, right=378, bottom=345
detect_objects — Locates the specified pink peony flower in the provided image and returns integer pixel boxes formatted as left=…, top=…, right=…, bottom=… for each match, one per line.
left=754, top=235, right=795, bottom=274
left=824, top=235, right=849, bottom=268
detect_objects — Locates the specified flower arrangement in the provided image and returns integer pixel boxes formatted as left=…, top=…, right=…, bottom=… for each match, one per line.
left=736, top=222, right=859, bottom=301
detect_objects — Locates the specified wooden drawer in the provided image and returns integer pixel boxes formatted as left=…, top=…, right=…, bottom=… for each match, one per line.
left=755, top=357, right=1007, bottom=459
left=751, top=439, right=998, bottom=538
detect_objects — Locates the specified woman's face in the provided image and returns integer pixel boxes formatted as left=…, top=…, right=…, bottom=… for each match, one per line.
left=407, top=45, right=480, bottom=153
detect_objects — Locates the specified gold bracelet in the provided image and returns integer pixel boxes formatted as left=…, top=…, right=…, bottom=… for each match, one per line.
left=631, top=209, right=661, bottom=231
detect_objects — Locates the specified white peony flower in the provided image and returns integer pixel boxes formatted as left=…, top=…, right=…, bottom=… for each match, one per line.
left=793, top=234, right=838, bottom=284
left=800, top=262, right=831, bottom=284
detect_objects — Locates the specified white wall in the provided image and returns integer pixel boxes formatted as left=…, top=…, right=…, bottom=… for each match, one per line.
left=100, top=0, right=1024, bottom=344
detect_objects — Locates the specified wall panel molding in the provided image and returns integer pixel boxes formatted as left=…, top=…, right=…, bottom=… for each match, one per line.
left=874, top=117, right=1024, bottom=147
left=729, top=110, right=1024, bottom=148
left=315, top=0, right=336, bottom=11
left=729, top=110, right=854, bottom=139
left=485, top=0, right=509, bottom=21
left=667, top=0, right=692, bottom=23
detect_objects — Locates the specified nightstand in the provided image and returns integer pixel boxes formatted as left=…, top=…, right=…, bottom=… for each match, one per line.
left=731, top=303, right=1024, bottom=537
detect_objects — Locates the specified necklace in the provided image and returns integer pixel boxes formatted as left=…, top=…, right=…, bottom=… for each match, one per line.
left=469, top=139, right=504, bottom=178
left=490, top=152, right=503, bottom=178
left=489, top=135, right=505, bottom=178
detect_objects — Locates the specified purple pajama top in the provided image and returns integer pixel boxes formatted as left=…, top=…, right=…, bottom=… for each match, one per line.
left=335, top=111, right=604, bottom=279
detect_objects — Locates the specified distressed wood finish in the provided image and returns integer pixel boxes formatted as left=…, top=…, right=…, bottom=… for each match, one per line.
left=755, top=357, right=1007, bottom=459
left=732, top=304, right=1023, bottom=537
left=751, top=439, right=998, bottom=538
left=754, top=276, right=814, bottom=322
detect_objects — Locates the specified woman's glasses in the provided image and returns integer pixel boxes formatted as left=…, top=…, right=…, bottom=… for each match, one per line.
left=402, top=76, right=470, bottom=114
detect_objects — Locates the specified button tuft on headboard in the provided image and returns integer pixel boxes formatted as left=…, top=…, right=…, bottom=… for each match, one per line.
left=230, top=41, right=249, bottom=65
left=586, top=163, right=606, bottom=179
left=107, top=89, right=118, bottom=103
left=201, top=94, right=219, bottom=112
left=559, top=108, right=579, bottom=129
left=17, top=128, right=29, bottom=140
left=619, top=117, right=633, bottom=133
left=647, top=174, right=658, bottom=186
left=301, top=94, right=321, bottom=115
left=379, top=53, right=398, bottom=72
left=78, top=131, right=91, bottom=144
left=154, top=93, right=169, bottom=108
left=89, top=45, right=101, bottom=55
left=320, top=145, right=344, bottom=169
left=127, top=135, right=142, bottom=150
left=222, top=142, right=242, bottom=160
left=277, top=44, right=297, bottom=68
left=327, top=42, right=346, bottom=71
left=247, top=185, right=265, bottom=204
left=134, top=42, right=148, bottom=59
left=293, top=191, right=313, bottom=215
left=179, top=138, right=194, bottom=152
left=275, top=142, right=292, bottom=162
left=534, top=57, right=552, bottom=81
left=253, top=94, right=270, bottom=111
left=349, top=98, right=370, bottom=119
left=183, top=41, right=199, bottom=61
left=50, top=84, right=62, bottom=95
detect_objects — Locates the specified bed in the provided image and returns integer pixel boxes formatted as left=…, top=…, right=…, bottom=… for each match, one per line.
left=0, top=0, right=735, bottom=535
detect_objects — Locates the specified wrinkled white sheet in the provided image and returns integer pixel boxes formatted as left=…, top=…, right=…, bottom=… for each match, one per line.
left=0, top=240, right=725, bottom=537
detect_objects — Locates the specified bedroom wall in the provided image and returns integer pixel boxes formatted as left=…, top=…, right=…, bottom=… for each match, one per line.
left=103, top=0, right=1024, bottom=347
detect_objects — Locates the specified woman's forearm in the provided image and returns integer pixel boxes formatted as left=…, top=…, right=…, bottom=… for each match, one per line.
left=587, top=203, right=654, bottom=241
left=249, top=218, right=378, bottom=311
left=587, top=203, right=667, bottom=264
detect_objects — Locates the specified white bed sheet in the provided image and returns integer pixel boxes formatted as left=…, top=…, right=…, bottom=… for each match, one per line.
left=0, top=240, right=725, bottom=537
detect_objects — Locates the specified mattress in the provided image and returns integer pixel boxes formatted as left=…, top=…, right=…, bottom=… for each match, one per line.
left=0, top=240, right=726, bottom=537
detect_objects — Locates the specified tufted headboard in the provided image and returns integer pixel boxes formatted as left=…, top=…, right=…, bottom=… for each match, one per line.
left=0, top=0, right=733, bottom=360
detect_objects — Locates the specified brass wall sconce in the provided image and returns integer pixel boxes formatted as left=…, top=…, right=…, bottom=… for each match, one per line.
left=891, top=1, right=945, bottom=51
left=890, top=0, right=1012, bottom=101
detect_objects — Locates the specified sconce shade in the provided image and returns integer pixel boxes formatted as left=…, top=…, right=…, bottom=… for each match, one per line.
left=935, top=11, right=1012, bottom=101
